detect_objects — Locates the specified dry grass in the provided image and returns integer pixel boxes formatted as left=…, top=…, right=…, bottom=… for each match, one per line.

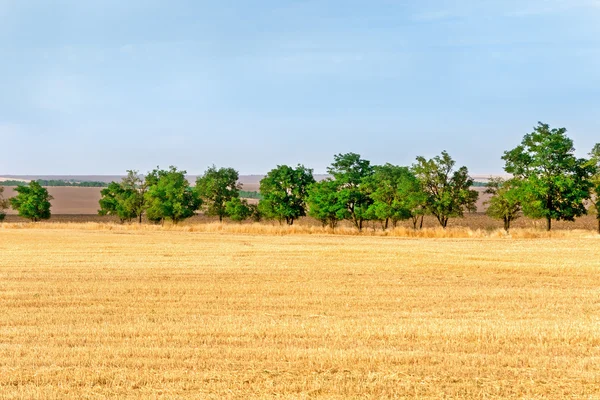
left=0, top=225, right=599, bottom=399
left=1, top=220, right=598, bottom=239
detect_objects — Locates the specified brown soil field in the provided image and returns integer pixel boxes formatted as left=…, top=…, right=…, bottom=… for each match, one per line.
left=0, top=225, right=599, bottom=398
left=2, top=187, right=103, bottom=215
left=1, top=186, right=492, bottom=215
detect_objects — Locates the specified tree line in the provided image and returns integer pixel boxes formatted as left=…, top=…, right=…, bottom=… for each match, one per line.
left=0, top=179, right=109, bottom=187
left=1, top=122, right=599, bottom=233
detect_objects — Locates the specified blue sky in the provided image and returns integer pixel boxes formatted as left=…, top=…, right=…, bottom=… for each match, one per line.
left=1, top=0, right=599, bottom=175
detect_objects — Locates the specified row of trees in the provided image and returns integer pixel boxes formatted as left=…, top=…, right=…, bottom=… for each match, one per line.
left=92, top=151, right=478, bottom=231
left=1, top=179, right=108, bottom=187
left=2, top=122, right=599, bottom=232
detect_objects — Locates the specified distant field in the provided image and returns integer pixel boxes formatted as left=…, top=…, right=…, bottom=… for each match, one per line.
left=1, top=185, right=491, bottom=216
left=0, top=226, right=598, bottom=398
left=2, top=187, right=103, bottom=215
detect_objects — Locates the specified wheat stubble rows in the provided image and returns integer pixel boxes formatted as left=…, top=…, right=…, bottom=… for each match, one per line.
left=0, top=227, right=599, bottom=399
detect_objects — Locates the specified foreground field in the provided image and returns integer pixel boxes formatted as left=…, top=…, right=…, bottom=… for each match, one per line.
left=0, top=226, right=599, bottom=399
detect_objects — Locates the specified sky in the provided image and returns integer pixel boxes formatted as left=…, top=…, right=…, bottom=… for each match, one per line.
left=1, top=0, right=599, bottom=175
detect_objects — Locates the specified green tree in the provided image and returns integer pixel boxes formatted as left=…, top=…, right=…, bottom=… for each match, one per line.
left=225, top=198, right=253, bottom=222
left=0, top=186, right=9, bottom=221
left=122, top=170, right=148, bottom=224
left=502, top=122, right=595, bottom=231
left=9, top=181, right=53, bottom=222
left=364, top=164, right=426, bottom=230
left=413, top=151, right=478, bottom=228
left=98, top=182, right=136, bottom=223
left=258, top=165, right=315, bottom=225
left=196, top=166, right=241, bottom=222
left=144, top=166, right=201, bottom=224
left=307, top=179, right=347, bottom=229
left=485, top=177, right=522, bottom=232
left=327, top=153, right=374, bottom=231
left=589, top=143, right=600, bottom=234
left=98, top=170, right=147, bottom=223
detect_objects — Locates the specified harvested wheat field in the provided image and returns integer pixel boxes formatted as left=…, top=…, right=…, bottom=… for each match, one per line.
left=0, top=225, right=599, bottom=399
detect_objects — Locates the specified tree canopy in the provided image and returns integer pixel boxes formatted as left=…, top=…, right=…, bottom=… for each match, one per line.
left=307, top=179, right=347, bottom=229
left=9, top=181, right=53, bottom=222
left=196, top=166, right=241, bottom=222
left=144, top=166, right=201, bottom=224
left=485, top=177, right=522, bottom=232
left=413, top=151, right=478, bottom=228
left=326, top=153, right=374, bottom=231
left=502, top=122, right=595, bottom=230
left=98, top=170, right=146, bottom=223
left=258, top=165, right=315, bottom=225
left=363, top=164, right=425, bottom=230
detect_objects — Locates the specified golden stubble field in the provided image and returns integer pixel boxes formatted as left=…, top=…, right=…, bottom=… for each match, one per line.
left=0, top=225, right=599, bottom=399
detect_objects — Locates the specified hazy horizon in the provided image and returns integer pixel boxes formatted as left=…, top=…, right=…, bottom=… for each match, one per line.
left=1, top=1, right=598, bottom=175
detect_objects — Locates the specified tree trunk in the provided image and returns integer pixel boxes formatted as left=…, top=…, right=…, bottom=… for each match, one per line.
left=419, top=215, right=424, bottom=230
left=504, top=217, right=510, bottom=232
left=597, top=218, right=600, bottom=235
left=358, top=219, right=363, bottom=232
left=546, top=217, right=551, bottom=231
left=384, top=218, right=389, bottom=231
left=138, top=213, right=143, bottom=224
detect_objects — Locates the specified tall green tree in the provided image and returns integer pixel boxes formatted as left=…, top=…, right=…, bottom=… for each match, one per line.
left=9, top=181, right=53, bottom=222
left=98, top=170, right=147, bottom=223
left=307, top=179, right=347, bottom=229
left=364, top=164, right=425, bottom=230
left=589, top=143, right=600, bottom=234
left=258, top=165, right=315, bottom=225
left=144, top=166, right=201, bottom=224
left=502, top=122, right=595, bottom=231
left=485, top=177, right=522, bottom=232
left=196, top=166, right=241, bottom=222
left=0, top=186, right=9, bottom=221
left=413, top=151, right=478, bottom=228
left=326, top=153, right=374, bottom=231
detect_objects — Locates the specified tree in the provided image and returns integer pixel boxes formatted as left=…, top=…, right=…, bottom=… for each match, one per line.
left=589, top=143, right=600, bottom=234
left=98, top=171, right=147, bottom=223
left=327, top=153, right=374, bottom=231
left=502, top=122, right=595, bottom=231
left=9, top=181, right=53, bottom=222
left=225, top=198, right=253, bottom=222
left=0, top=186, right=9, bottom=221
left=413, top=151, right=478, bottom=228
left=307, top=179, right=347, bottom=229
left=485, top=177, right=522, bottom=232
left=364, top=164, right=426, bottom=230
left=196, top=166, right=241, bottom=222
left=144, top=166, right=201, bottom=224
left=122, top=170, right=148, bottom=224
left=258, top=165, right=315, bottom=225
left=98, top=182, right=136, bottom=223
